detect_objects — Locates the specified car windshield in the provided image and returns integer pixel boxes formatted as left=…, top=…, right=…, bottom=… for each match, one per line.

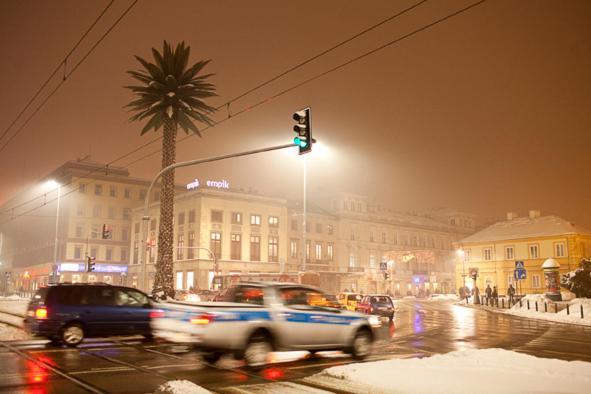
left=347, top=294, right=361, bottom=301
left=371, top=296, right=392, bottom=305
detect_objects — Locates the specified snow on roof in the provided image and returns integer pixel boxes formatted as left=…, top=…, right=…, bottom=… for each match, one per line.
left=461, top=215, right=591, bottom=244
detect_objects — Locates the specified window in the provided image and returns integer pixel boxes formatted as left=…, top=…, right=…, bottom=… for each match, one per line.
left=187, top=272, right=194, bottom=289
left=250, top=235, right=260, bottom=261
left=109, top=186, right=117, bottom=197
left=94, top=184, right=102, bottom=196
left=90, top=247, right=98, bottom=259
left=451, top=218, right=456, bottom=225
left=483, top=248, right=492, bottom=261
left=231, top=234, right=241, bottom=260
left=177, top=212, right=185, bottom=226
left=465, top=249, right=471, bottom=262
left=124, top=188, right=131, bottom=199
left=505, top=246, right=514, bottom=260
left=411, top=236, right=417, bottom=247
left=75, top=224, right=84, bottom=238
left=134, top=222, right=140, bottom=234
left=369, top=231, right=374, bottom=242
left=74, top=246, right=82, bottom=259
left=115, top=289, right=148, bottom=307
left=528, top=244, right=539, bottom=259
left=327, top=243, right=334, bottom=261
left=79, top=183, right=86, bottom=193
left=211, top=210, right=223, bottom=223
left=306, top=240, right=311, bottom=260
left=133, top=240, right=138, bottom=264
left=93, top=205, right=102, bottom=218
left=315, top=243, right=322, bottom=261
left=76, top=204, right=85, bottom=216
left=103, top=275, right=112, bottom=284
left=234, top=286, right=264, bottom=305
left=123, top=208, right=131, bottom=220
left=507, top=274, right=515, bottom=286
left=327, top=224, right=334, bottom=235
left=177, top=234, right=184, bottom=260
left=268, top=216, right=279, bottom=227
left=268, top=237, right=279, bottom=262
left=188, top=209, right=196, bottom=223
left=139, top=189, right=147, bottom=201
left=350, top=230, right=355, bottom=241
left=106, top=248, right=113, bottom=261
left=279, top=287, right=329, bottom=308
left=232, top=212, right=242, bottom=224
left=369, top=255, right=376, bottom=269
left=210, top=232, right=221, bottom=259
left=290, top=239, right=298, bottom=258
left=91, top=225, right=99, bottom=239
left=382, top=232, right=386, bottom=243
left=175, top=272, right=184, bottom=290
left=349, top=254, right=356, bottom=267
left=357, top=202, right=362, bottom=212
left=108, top=206, right=115, bottom=219
left=121, top=228, right=129, bottom=241
left=316, top=223, right=322, bottom=233
left=250, top=214, right=261, bottom=226
left=150, top=220, right=156, bottom=231
left=532, top=274, right=541, bottom=288
left=555, top=242, right=565, bottom=257
left=121, top=248, right=128, bottom=262
left=291, top=220, right=298, bottom=231
left=187, top=231, right=195, bottom=259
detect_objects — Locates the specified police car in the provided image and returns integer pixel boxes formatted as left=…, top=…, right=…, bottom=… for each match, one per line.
left=151, top=282, right=374, bottom=367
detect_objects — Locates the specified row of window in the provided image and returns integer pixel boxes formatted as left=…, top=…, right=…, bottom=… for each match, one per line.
left=74, top=223, right=129, bottom=241
left=289, top=239, right=334, bottom=261
left=351, top=229, right=452, bottom=250
left=80, top=183, right=156, bottom=201
left=76, top=204, right=133, bottom=220
left=465, top=242, right=566, bottom=262
left=210, top=210, right=279, bottom=227
left=290, top=220, right=335, bottom=235
left=73, top=245, right=128, bottom=262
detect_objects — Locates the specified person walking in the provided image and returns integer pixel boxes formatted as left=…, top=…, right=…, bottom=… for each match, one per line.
left=507, top=284, right=516, bottom=305
left=473, top=286, right=480, bottom=305
left=492, top=286, right=498, bottom=306
left=485, top=284, right=492, bottom=305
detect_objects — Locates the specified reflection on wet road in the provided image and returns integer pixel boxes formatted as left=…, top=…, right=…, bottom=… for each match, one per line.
left=1, top=299, right=590, bottom=393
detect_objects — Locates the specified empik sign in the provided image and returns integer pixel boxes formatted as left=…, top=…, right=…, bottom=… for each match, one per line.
left=186, top=178, right=230, bottom=190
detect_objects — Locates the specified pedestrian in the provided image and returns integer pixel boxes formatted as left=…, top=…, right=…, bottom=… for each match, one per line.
left=485, top=284, right=492, bottom=304
left=459, top=286, right=466, bottom=300
left=473, top=286, right=480, bottom=305
left=507, top=284, right=516, bottom=305
left=492, top=286, right=498, bottom=306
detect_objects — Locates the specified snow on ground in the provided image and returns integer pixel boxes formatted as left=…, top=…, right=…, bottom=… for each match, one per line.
left=154, top=380, right=211, bottom=394
left=504, top=295, right=591, bottom=326
left=426, top=294, right=458, bottom=301
left=0, top=323, right=28, bottom=341
left=0, top=299, right=28, bottom=316
left=317, top=348, right=591, bottom=394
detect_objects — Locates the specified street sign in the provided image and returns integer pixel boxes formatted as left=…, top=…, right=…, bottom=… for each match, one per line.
left=379, top=262, right=387, bottom=271
left=469, top=267, right=479, bottom=280
left=515, top=261, right=525, bottom=270
left=514, top=269, right=527, bottom=280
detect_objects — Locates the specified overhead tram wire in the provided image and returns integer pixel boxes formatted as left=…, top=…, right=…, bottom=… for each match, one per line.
left=123, top=0, right=489, bottom=167
left=0, top=0, right=428, bottom=218
left=0, top=0, right=139, bottom=156
left=1, top=0, right=488, bottom=225
left=0, top=1, right=115, bottom=145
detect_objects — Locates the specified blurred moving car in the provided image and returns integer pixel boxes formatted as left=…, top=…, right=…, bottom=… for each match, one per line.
left=356, top=295, right=395, bottom=321
left=151, top=282, right=375, bottom=367
left=24, top=283, right=154, bottom=346
left=337, top=292, right=363, bottom=311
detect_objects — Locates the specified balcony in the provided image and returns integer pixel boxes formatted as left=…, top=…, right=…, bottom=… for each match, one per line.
left=347, top=266, right=365, bottom=273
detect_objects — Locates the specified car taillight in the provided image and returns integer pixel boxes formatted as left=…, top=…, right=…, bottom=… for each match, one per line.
left=35, top=307, right=48, bottom=320
left=190, top=313, right=214, bottom=325
left=149, top=310, right=165, bottom=319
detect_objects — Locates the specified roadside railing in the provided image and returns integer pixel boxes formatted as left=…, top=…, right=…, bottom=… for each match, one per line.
left=465, top=294, right=586, bottom=319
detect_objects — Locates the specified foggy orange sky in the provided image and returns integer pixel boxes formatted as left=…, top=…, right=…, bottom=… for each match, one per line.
left=0, top=0, right=590, bottom=227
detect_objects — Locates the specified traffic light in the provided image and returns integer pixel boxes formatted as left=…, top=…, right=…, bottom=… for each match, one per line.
left=384, top=271, right=390, bottom=280
left=471, top=271, right=478, bottom=280
left=292, top=107, right=314, bottom=155
left=102, top=224, right=112, bottom=240
left=86, top=256, right=96, bottom=272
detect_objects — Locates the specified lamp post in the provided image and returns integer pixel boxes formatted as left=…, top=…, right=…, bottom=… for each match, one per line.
left=456, top=248, right=466, bottom=288
left=46, top=180, right=61, bottom=282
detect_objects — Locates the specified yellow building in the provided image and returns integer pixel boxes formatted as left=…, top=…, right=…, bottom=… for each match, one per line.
left=455, top=211, right=591, bottom=295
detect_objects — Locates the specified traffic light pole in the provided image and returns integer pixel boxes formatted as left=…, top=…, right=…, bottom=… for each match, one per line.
left=139, top=142, right=298, bottom=292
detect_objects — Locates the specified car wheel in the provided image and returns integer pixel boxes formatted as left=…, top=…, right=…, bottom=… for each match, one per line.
left=61, top=323, right=84, bottom=347
left=202, top=351, right=224, bottom=364
left=244, top=334, right=272, bottom=368
left=350, top=329, right=372, bottom=360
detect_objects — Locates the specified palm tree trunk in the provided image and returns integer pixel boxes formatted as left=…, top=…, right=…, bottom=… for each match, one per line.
left=153, top=116, right=177, bottom=298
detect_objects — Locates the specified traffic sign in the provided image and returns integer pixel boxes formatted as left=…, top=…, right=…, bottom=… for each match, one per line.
left=515, top=261, right=525, bottom=270
left=514, top=269, right=527, bottom=280
left=379, top=262, right=387, bottom=271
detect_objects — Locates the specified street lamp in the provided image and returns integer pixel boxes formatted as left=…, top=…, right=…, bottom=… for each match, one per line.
left=45, top=180, right=61, bottom=282
left=456, top=248, right=466, bottom=288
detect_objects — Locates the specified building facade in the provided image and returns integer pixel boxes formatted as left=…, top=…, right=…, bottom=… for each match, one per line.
left=455, top=211, right=591, bottom=295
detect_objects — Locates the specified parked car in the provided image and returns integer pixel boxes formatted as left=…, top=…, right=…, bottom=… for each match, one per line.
left=356, top=295, right=395, bottom=320
left=24, top=283, right=154, bottom=346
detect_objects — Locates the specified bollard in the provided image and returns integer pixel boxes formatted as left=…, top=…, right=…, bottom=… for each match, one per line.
left=527, top=300, right=530, bottom=310
left=544, top=302, right=547, bottom=313
left=581, top=305, right=584, bottom=319
left=502, top=299, right=505, bottom=309
left=555, top=303, right=557, bottom=313
left=519, top=299, right=522, bottom=308
left=535, top=301, right=538, bottom=312
left=566, top=304, right=570, bottom=315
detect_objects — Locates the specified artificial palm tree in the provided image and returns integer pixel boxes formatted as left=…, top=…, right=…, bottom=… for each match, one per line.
left=125, top=41, right=216, bottom=298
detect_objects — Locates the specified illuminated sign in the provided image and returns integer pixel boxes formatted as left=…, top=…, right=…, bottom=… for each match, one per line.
left=186, top=178, right=230, bottom=190
left=59, top=263, right=127, bottom=273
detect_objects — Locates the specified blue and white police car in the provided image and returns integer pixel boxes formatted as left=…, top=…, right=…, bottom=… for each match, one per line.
left=151, top=282, right=375, bottom=367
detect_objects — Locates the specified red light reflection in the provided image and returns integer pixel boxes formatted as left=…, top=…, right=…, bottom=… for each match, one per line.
left=26, top=360, right=48, bottom=385
left=262, top=367, right=285, bottom=380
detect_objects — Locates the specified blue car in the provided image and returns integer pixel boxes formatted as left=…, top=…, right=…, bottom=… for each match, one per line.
left=24, top=283, right=154, bottom=346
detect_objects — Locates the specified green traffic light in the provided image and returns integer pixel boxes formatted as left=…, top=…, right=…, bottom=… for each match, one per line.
left=293, top=137, right=308, bottom=148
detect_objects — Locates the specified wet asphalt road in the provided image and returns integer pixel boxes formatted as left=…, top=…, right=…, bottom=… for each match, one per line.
left=1, top=299, right=590, bottom=393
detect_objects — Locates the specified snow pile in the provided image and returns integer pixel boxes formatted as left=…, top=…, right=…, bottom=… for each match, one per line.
left=0, top=323, right=29, bottom=341
left=0, top=294, right=26, bottom=301
left=318, top=349, right=591, bottom=394
left=0, top=300, right=28, bottom=316
left=154, top=380, right=211, bottom=394
left=505, top=295, right=591, bottom=326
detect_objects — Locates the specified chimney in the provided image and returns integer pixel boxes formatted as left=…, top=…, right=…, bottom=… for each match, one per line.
left=529, top=210, right=541, bottom=219
left=506, top=212, right=518, bottom=221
